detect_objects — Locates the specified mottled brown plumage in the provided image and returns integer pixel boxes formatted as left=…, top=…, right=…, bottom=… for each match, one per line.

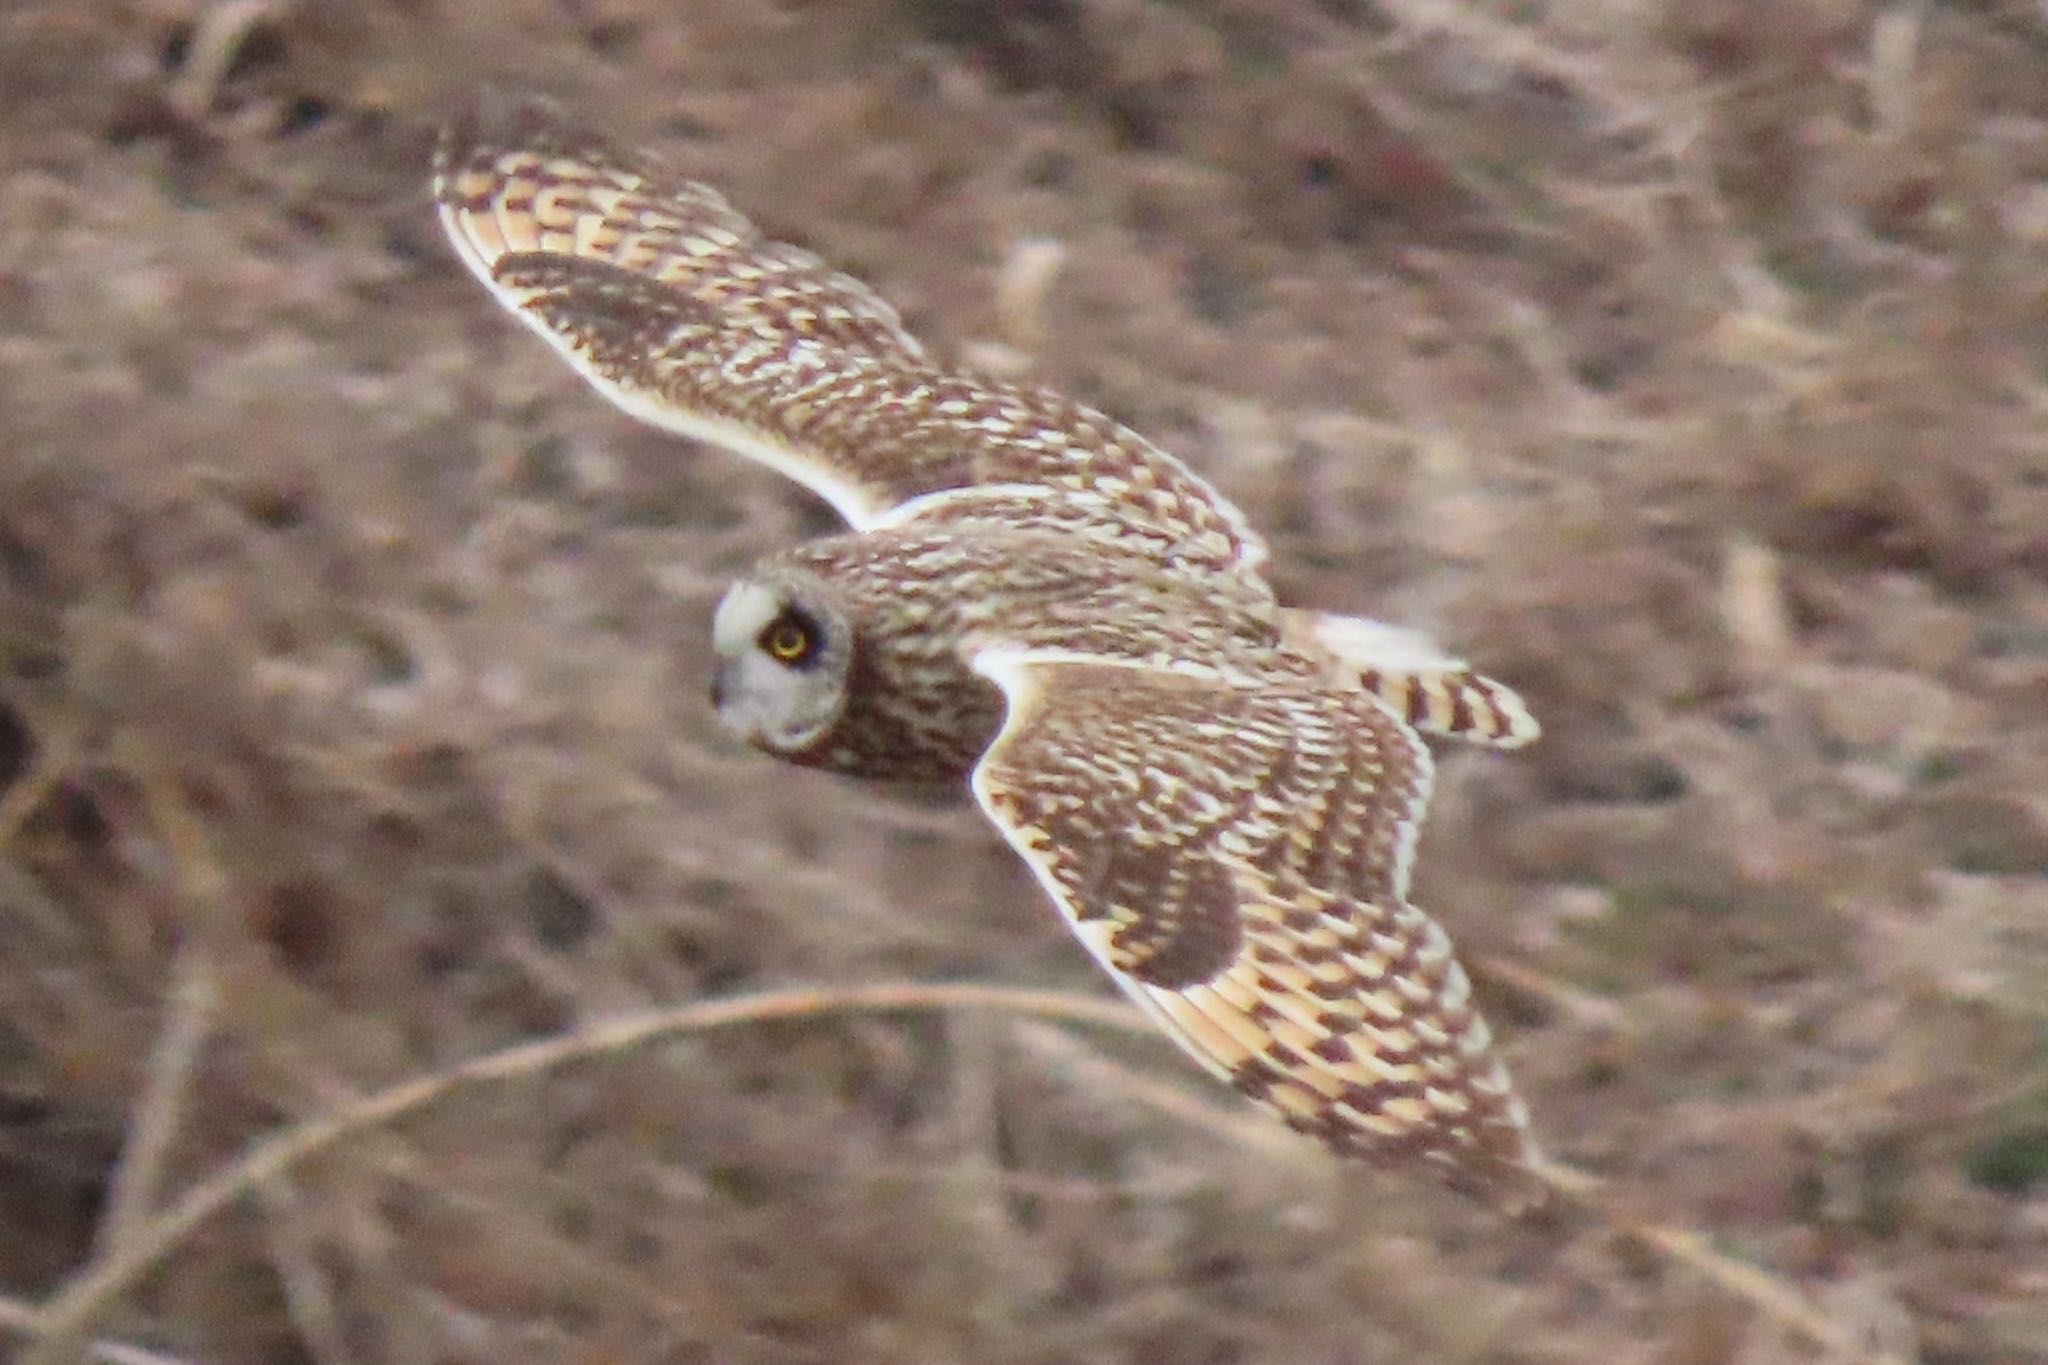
left=436, top=93, right=1544, bottom=1204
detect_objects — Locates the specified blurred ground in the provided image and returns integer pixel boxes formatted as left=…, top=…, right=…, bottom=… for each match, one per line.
left=1, top=1, right=2046, bottom=1362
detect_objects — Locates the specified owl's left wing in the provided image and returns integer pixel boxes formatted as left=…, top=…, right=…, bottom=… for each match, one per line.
left=434, top=95, right=1265, bottom=577
left=966, top=648, right=1539, bottom=1205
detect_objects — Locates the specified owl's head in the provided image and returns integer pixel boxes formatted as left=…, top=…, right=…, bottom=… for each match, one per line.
left=710, top=572, right=854, bottom=757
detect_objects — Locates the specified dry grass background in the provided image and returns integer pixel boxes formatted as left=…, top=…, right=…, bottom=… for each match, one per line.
left=1, top=1, right=2046, bottom=1361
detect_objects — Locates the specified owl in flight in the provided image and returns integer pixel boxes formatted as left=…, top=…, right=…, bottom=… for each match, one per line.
left=435, top=95, right=1545, bottom=1204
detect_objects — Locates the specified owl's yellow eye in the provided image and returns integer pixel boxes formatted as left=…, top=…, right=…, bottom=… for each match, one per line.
left=762, top=618, right=814, bottom=664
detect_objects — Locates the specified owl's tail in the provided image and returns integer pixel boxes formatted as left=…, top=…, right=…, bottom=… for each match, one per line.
left=1278, top=609, right=1540, bottom=749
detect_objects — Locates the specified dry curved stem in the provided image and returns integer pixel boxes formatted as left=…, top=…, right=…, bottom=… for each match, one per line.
left=91, top=942, right=218, bottom=1262
left=0, top=1292, right=191, bottom=1365
left=91, top=742, right=227, bottom=1263
left=19, top=982, right=1144, bottom=1364
left=1468, top=951, right=1628, bottom=1033
left=1528, top=1161, right=1910, bottom=1365
left=1022, top=1020, right=1908, bottom=1365
left=20, top=981, right=1898, bottom=1365
left=166, top=0, right=287, bottom=120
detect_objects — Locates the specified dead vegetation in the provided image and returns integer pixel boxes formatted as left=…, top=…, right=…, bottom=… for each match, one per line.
left=0, top=1, right=2044, bottom=1361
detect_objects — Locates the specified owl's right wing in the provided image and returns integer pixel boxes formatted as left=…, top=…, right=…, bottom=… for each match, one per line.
left=965, top=646, right=1539, bottom=1205
left=434, top=95, right=1266, bottom=577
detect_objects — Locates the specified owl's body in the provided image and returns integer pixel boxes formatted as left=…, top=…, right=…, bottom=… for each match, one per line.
left=437, top=96, right=1545, bottom=1204
left=750, top=525, right=1286, bottom=779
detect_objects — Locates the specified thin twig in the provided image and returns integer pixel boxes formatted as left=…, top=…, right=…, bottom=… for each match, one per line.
left=166, top=0, right=287, bottom=120
left=20, top=982, right=1146, bottom=1362
left=90, top=746, right=227, bottom=1263
left=1010, top=1019, right=1310, bottom=1165
left=1469, top=952, right=1628, bottom=1032
left=1527, top=1162, right=1910, bottom=1365
left=993, top=237, right=1067, bottom=352
left=93, top=943, right=219, bottom=1262
left=22, top=978, right=1903, bottom=1364
left=255, top=1178, right=359, bottom=1365
left=1021, top=1022, right=1905, bottom=1365
left=947, top=1006, right=1021, bottom=1252
left=0, top=1293, right=192, bottom=1365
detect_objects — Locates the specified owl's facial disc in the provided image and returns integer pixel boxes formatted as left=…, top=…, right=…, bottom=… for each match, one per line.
left=710, top=577, right=851, bottom=756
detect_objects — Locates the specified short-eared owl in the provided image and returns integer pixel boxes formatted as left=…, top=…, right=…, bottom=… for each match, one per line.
left=436, top=96, right=1545, bottom=1203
